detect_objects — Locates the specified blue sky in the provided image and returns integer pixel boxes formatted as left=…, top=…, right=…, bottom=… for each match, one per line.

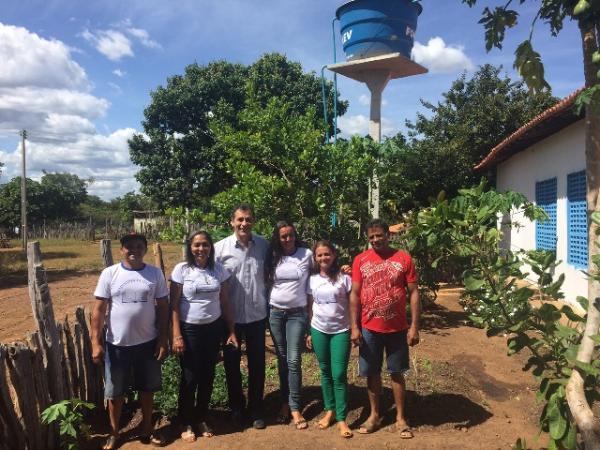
left=0, top=0, right=583, bottom=199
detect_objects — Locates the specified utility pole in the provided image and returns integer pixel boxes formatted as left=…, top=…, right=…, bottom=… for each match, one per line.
left=20, top=130, right=27, bottom=250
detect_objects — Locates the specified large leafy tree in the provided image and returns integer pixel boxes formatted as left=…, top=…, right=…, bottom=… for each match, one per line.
left=0, top=177, right=46, bottom=229
left=129, top=53, right=347, bottom=209
left=461, top=1, right=600, bottom=447
left=210, top=95, right=375, bottom=255
left=40, top=171, right=89, bottom=221
left=379, top=65, right=555, bottom=218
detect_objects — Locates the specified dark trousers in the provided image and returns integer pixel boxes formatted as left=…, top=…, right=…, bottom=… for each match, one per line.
left=223, top=318, right=266, bottom=417
left=178, top=319, right=222, bottom=423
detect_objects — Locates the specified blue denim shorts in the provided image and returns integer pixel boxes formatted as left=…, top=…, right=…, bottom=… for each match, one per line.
left=358, top=328, right=409, bottom=377
left=104, top=339, right=162, bottom=399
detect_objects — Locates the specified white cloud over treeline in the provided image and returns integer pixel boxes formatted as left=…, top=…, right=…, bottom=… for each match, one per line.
left=0, top=22, right=139, bottom=198
left=412, top=37, right=474, bottom=73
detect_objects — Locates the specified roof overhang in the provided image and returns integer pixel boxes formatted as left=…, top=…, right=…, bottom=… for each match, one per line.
left=476, top=88, right=585, bottom=171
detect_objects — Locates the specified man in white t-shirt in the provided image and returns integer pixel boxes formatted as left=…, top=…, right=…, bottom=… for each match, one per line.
left=91, top=233, right=169, bottom=449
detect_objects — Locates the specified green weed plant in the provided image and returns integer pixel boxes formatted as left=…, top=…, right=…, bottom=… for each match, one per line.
left=40, top=398, right=95, bottom=450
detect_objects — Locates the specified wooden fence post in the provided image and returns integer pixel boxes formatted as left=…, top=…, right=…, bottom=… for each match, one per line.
left=27, top=241, right=65, bottom=403
left=0, top=345, right=25, bottom=450
left=7, top=343, right=42, bottom=449
left=101, top=239, right=114, bottom=268
left=153, top=243, right=165, bottom=276
left=27, top=332, right=57, bottom=450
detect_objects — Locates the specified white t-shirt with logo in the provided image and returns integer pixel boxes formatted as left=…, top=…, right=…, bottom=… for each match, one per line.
left=269, top=247, right=312, bottom=309
left=308, top=273, right=352, bottom=334
left=94, top=263, right=169, bottom=346
left=170, top=262, right=230, bottom=325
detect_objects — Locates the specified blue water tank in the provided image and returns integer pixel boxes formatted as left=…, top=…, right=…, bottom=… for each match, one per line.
left=336, top=0, right=422, bottom=61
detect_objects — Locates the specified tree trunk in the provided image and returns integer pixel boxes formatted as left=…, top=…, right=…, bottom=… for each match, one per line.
left=566, top=19, right=600, bottom=450
left=100, top=239, right=114, bottom=268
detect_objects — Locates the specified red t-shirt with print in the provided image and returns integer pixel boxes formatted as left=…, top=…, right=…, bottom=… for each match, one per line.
left=351, top=248, right=418, bottom=333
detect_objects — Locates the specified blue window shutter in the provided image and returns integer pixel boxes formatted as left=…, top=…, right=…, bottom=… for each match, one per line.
left=567, top=170, right=588, bottom=268
left=535, top=178, right=557, bottom=251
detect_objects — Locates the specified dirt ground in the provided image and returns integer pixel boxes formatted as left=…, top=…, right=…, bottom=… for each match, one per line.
left=0, top=261, right=544, bottom=450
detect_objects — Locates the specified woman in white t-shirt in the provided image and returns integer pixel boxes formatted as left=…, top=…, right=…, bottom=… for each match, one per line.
left=265, top=220, right=312, bottom=430
left=305, top=240, right=353, bottom=439
left=170, top=230, right=238, bottom=443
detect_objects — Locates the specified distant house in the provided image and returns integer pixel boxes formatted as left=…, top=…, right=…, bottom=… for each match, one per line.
left=133, top=210, right=163, bottom=234
left=477, top=89, right=587, bottom=303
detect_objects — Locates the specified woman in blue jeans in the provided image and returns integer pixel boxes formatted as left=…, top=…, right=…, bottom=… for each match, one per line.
left=266, top=220, right=313, bottom=430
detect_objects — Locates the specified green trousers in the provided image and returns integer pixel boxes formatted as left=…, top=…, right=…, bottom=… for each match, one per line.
left=310, top=327, right=351, bottom=421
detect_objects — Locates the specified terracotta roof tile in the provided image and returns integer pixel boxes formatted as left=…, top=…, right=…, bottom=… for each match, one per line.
left=475, top=88, right=585, bottom=170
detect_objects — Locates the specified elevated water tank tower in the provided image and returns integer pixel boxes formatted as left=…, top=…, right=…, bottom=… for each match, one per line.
left=328, top=0, right=427, bottom=218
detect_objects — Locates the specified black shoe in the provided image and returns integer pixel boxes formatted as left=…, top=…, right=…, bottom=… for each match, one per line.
left=231, top=409, right=246, bottom=429
left=252, top=418, right=266, bottom=430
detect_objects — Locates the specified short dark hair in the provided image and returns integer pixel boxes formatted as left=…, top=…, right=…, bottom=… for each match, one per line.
left=185, top=230, right=215, bottom=270
left=230, top=203, right=255, bottom=220
left=120, top=233, right=148, bottom=248
left=366, top=218, right=389, bottom=234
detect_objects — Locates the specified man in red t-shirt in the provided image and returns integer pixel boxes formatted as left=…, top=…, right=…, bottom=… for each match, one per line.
left=350, top=218, right=420, bottom=438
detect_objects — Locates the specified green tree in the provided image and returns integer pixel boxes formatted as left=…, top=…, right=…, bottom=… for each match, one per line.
left=110, top=191, right=157, bottom=223
left=461, top=1, right=600, bottom=446
left=210, top=96, right=375, bottom=255
left=40, top=172, right=89, bottom=221
left=0, top=177, right=46, bottom=228
left=379, top=65, right=556, bottom=218
left=129, top=53, right=346, bottom=209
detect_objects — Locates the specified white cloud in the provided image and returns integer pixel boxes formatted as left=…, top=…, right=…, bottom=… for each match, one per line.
left=0, top=23, right=139, bottom=199
left=337, top=114, right=398, bottom=139
left=412, top=37, right=474, bottom=74
left=108, top=82, right=122, bottom=95
left=81, top=21, right=160, bottom=61
left=125, top=27, right=161, bottom=49
left=112, top=69, right=126, bottom=77
left=81, top=29, right=133, bottom=61
left=0, top=23, right=88, bottom=90
left=0, top=128, right=140, bottom=199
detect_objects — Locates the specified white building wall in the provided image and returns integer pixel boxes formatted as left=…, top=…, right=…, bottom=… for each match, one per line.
left=495, top=120, right=587, bottom=303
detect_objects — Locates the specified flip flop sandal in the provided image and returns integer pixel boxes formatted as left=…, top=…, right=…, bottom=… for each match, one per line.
left=140, top=432, right=166, bottom=446
left=340, top=429, right=354, bottom=439
left=317, top=418, right=333, bottom=430
left=102, top=435, right=119, bottom=450
left=393, top=423, right=414, bottom=439
left=357, top=418, right=382, bottom=434
left=180, top=425, right=196, bottom=443
left=198, top=421, right=214, bottom=438
left=398, top=427, right=414, bottom=439
left=294, top=419, right=308, bottom=430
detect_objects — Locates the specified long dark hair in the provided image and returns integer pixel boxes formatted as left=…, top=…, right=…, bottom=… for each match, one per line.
left=265, top=220, right=306, bottom=283
left=312, top=240, right=341, bottom=281
left=185, top=230, right=215, bottom=270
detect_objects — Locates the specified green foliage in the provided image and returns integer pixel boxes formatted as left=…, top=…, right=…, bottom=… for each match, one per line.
left=380, top=65, right=556, bottom=218
left=154, top=354, right=180, bottom=417
left=129, top=53, right=346, bottom=209
left=154, top=355, right=247, bottom=417
left=411, top=180, right=599, bottom=449
left=462, top=0, right=578, bottom=92
left=0, top=173, right=93, bottom=228
left=41, top=398, right=95, bottom=450
left=210, top=94, right=376, bottom=255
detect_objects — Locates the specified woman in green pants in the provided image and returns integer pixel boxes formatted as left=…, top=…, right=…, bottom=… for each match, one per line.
left=306, top=240, right=353, bottom=438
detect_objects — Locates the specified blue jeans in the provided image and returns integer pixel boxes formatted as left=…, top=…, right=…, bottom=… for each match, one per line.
left=269, top=307, right=307, bottom=411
